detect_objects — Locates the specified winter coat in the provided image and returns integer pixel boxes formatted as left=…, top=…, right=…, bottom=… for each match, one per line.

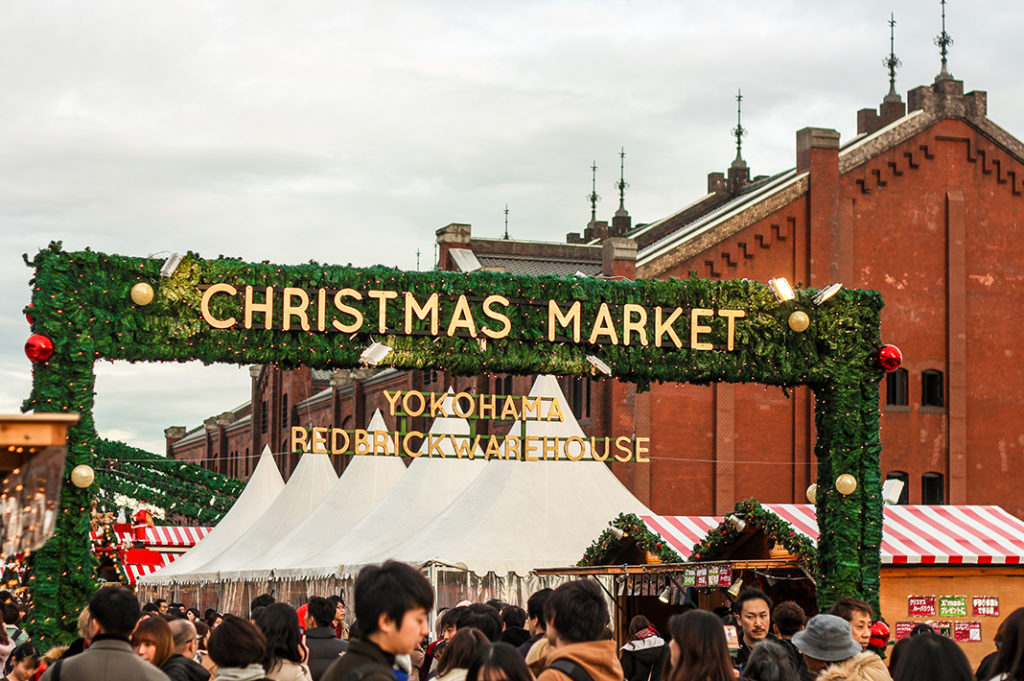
left=620, top=634, right=668, bottom=681
left=162, top=653, right=212, bottom=681
left=267, top=658, right=314, bottom=681
left=306, top=628, right=349, bottom=681
left=322, top=638, right=397, bottom=681
left=40, top=637, right=171, bottom=681
left=816, top=652, right=892, bottom=681
left=537, top=640, right=625, bottom=681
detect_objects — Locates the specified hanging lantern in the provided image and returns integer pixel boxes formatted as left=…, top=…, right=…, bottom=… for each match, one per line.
left=835, top=474, right=858, bottom=496
left=788, top=311, right=810, bottom=332
left=877, top=344, right=902, bottom=372
left=130, top=282, right=155, bottom=306
left=24, top=334, right=54, bottom=363
left=70, top=465, right=95, bottom=489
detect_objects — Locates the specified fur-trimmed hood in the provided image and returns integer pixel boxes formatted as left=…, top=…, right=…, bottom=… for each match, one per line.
left=816, top=652, right=892, bottom=681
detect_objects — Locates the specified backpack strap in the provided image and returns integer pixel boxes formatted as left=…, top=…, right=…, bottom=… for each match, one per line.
left=547, top=659, right=594, bottom=681
left=345, top=662, right=396, bottom=681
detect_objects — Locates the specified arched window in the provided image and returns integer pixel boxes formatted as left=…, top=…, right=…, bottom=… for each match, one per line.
left=886, top=369, right=908, bottom=406
left=885, top=471, right=909, bottom=505
left=922, top=370, right=944, bottom=407
left=922, top=471, right=944, bottom=505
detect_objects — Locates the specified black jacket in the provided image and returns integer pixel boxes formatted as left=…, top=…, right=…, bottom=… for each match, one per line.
left=620, top=636, right=668, bottom=681
left=322, top=638, right=396, bottom=681
left=307, top=628, right=350, bottom=681
left=162, top=654, right=211, bottom=681
left=500, top=627, right=531, bottom=649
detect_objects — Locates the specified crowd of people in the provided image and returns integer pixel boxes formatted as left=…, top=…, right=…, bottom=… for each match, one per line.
left=1, top=562, right=1022, bottom=681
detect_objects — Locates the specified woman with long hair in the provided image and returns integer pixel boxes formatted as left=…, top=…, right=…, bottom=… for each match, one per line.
left=437, top=628, right=490, bottom=681
left=621, top=615, right=668, bottom=681
left=890, top=632, right=972, bottom=681
left=665, top=610, right=735, bottom=681
left=208, top=614, right=274, bottom=681
left=255, top=602, right=312, bottom=681
left=466, top=642, right=533, bottom=681
left=740, top=640, right=797, bottom=681
left=132, top=615, right=175, bottom=669
left=986, top=608, right=1024, bottom=681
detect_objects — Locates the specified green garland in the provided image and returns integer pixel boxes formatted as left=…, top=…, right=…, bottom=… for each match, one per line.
left=95, top=439, right=244, bottom=498
left=689, top=499, right=819, bottom=577
left=21, top=243, right=885, bottom=641
left=578, top=513, right=683, bottom=566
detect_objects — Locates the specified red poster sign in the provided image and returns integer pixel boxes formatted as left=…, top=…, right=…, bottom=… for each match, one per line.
left=894, top=622, right=914, bottom=641
left=973, top=596, right=1000, bottom=617
left=954, top=622, right=983, bottom=643
left=908, top=595, right=936, bottom=617
left=717, top=565, right=732, bottom=587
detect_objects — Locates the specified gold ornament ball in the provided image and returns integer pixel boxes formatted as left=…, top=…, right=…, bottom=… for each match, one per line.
left=788, top=310, right=810, bottom=332
left=130, top=282, right=155, bottom=306
left=835, top=473, right=858, bottom=496
left=805, top=483, right=818, bottom=504
left=70, top=464, right=95, bottom=488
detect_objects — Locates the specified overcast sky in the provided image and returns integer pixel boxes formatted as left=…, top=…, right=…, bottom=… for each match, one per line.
left=2, top=0, right=1021, bottom=455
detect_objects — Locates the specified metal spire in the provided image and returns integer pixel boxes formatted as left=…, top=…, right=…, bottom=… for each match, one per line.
left=731, top=89, right=747, bottom=165
left=587, top=161, right=600, bottom=225
left=883, top=13, right=902, bottom=101
left=934, top=0, right=954, bottom=80
left=615, top=148, right=629, bottom=214
left=503, top=204, right=510, bottom=240
left=416, top=248, right=421, bottom=271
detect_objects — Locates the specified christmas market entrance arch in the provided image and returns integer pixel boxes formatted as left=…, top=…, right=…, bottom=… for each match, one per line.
left=23, top=243, right=888, bottom=643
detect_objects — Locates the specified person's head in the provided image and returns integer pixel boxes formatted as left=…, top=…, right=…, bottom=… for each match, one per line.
left=76, top=606, right=94, bottom=643
left=890, top=630, right=972, bottom=681
left=771, top=601, right=806, bottom=639
left=438, top=628, right=490, bottom=676
left=828, top=597, right=873, bottom=650
left=441, top=607, right=464, bottom=640
left=734, top=588, right=772, bottom=646
left=500, top=605, right=526, bottom=632
left=250, top=593, right=275, bottom=618
left=792, top=614, right=861, bottom=674
left=740, top=640, right=798, bottom=681
left=327, top=595, right=346, bottom=626
left=155, top=598, right=168, bottom=614
left=544, top=580, right=609, bottom=646
left=525, top=588, right=552, bottom=636
left=467, top=642, right=534, bottom=681
left=2, top=603, right=20, bottom=626
left=186, top=607, right=201, bottom=623
left=208, top=614, right=267, bottom=669
left=459, top=604, right=502, bottom=642
left=194, top=620, right=211, bottom=651
left=666, top=610, right=734, bottom=681
left=354, top=560, right=434, bottom=655
left=169, top=619, right=198, bottom=657
left=132, top=614, right=174, bottom=667
left=4, top=643, right=39, bottom=681
left=205, top=611, right=223, bottom=629
left=307, top=596, right=336, bottom=629
left=993, top=607, right=1024, bottom=681
left=255, top=602, right=304, bottom=670
left=627, top=615, right=652, bottom=641
left=89, top=585, right=141, bottom=638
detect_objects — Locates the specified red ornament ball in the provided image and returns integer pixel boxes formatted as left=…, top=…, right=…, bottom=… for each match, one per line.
left=25, top=334, right=54, bottom=363
left=877, top=344, right=902, bottom=372
left=25, top=303, right=34, bottom=325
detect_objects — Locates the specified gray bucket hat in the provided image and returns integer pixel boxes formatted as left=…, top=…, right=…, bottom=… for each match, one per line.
left=792, top=614, right=862, bottom=661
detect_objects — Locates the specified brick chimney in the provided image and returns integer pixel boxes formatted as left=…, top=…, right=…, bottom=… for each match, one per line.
left=602, top=237, right=636, bottom=279
left=796, top=127, right=841, bottom=285
left=435, top=223, right=472, bottom=270
left=164, top=426, right=186, bottom=458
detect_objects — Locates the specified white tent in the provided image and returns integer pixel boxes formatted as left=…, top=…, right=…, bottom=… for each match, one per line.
left=182, top=449, right=338, bottom=583
left=138, top=445, right=285, bottom=587
left=224, top=409, right=408, bottom=581
left=274, top=391, right=486, bottom=580
left=366, top=375, right=651, bottom=575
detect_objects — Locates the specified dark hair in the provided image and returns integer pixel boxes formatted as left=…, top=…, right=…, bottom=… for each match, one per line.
left=543, top=580, right=609, bottom=644
left=195, top=620, right=211, bottom=650
left=2, top=603, right=21, bottom=626
left=132, top=615, right=175, bottom=668
left=459, top=604, right=502, bottom=642
left=353, top=560, right=434, bottom=636
left=208, top=614, right=267, bottom=668
left=467, top=642, right=534, bottom=681
left=441, top=607, right=464, bottom=632
left=627, top=615, right=651, bottom=641
left=186, top=607, right=202, bottom=621
left=155, top=598, right=167, bottom=607
left=828, top=597, right=873, bottom=622
left=740, top=640, right=798, bottom=681
left=992, top=608, right=1024, bottom=681
left=4, top=642, right=39, bottom=675
left=771, top=601, right=806, bottom=638
left=204, top=610, right=223, bottom=629
left=891, top=630, right=973, bottom=681
left=89, top=585, right=141, bottom=637
left=250, top=593, right=275, bottom=616
left=438, top=628, right=489, bottom=676
left=327, top=594, right=345, bottom=608
left=526, top=589, right=552, bottom=626
left=500, top=605, right=526, bottom=630
left=734, top=588, right=773, bottom=615
left=142, top=602, right=159, bottom=613
left=250, top=606, right=267, bottom=622
left=485, top=600, right=507, bottom=613
left=255, top=602, right=305, bottom=672
left=666, top=610, right=734, bottom=681
left=308, top=596, right=336, bottom=628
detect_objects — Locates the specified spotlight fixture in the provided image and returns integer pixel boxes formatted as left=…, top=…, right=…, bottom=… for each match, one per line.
left=160, top=253, right=183, bottom=278
left=609, top=526, right=625, bottom=540
left=658, top=585, right=673, bottom=604
left=767, top=277, right=795, bottom=302
left=359, top=342, right=393, bottom=366
left=727, top=577, right=744, bottom=599
left=813, top=283, right=843, bottom=305
left=882, top=478, right=905, bottom=505
left=726, top=514, right=747, bottom=532
left=586, top=355, right=612, bottom=376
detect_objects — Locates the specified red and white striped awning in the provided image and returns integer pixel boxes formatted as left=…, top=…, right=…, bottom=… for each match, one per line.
left=124, top=553, right=177, bottom=585
left=89, top=525, right=211, bottom=548
left=641, top=505, right=1024, bottom=566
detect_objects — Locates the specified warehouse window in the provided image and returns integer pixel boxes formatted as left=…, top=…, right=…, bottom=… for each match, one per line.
left=260, top=400, right=268, bottom=434
left=571, top=376, right=591, bottom=419
left=922, top=370, right=944, bottom=407
left=886, top=369, right=908, bottom=406
left=281, top=393, right=289, bottom=428
left=922, top=472, right=944, bottom=505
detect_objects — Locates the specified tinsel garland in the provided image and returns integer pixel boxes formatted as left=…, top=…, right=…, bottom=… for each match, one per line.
left=578, top=513, right=683, bottom=566
left=21, top=243, right=885, bottom=640
left=689, top=498, right=819, bottom=577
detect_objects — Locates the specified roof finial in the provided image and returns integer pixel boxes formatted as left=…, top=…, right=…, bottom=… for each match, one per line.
left=615, top=148, right=629, bottom=216
left=587, top=161, right=600, bottom=225
left=934, top=0, right=954, bottom=81
left=731, top=89, right=747, bottom=166
left=503, top=204, right=510, bottom=240
left=883, top=13, right=902, bottom=101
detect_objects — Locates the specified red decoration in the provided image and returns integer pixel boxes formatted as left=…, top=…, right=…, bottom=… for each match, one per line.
left=25, top=303, right=33, bottom=325
left=24, top=334, right=54, bottom=363
left=877, top=344, right=902, bottom=372
left=869, top=621, right=890, bottom=649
